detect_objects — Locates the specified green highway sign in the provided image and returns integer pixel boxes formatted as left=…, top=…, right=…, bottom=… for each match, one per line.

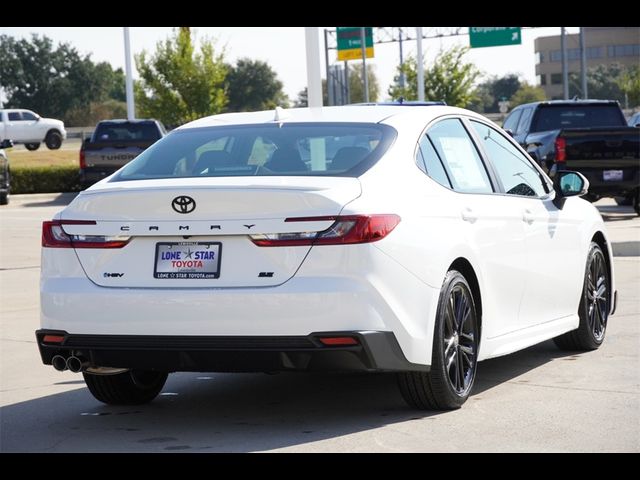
left=337, top=27, right=374, bottom=61
left=469, top=27, right=521, bottom=48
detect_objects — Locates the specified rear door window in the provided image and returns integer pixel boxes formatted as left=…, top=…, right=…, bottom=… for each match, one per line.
left=426, top=119, right=493, bottom=194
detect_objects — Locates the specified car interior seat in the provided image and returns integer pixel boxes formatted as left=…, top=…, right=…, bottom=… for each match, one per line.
left=263, top=147, right=308, bottom=172
left=193, top=151, right=237, bottom=175
left=331, top=146, right=369, bottom=171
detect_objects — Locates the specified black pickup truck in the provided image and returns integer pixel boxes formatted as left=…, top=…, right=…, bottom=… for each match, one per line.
left=80, top=119, right=166, bottom=188
left=503, top=100, right=640, bottom=214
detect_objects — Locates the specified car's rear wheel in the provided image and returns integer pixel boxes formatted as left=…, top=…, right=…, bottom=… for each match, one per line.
left=45, top=131, right=62, bottom=150
left=398, top=270, right=479, bottom=410
left=554, top=242, right=610, bottom=351
left=83, top=370, right=168, bottom=405
left=24, top=143, right=40, bottom=151
left=0, top=191, right=8, bottom=205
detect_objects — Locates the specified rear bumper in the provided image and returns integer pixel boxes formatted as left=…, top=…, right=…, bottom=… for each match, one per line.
left=572, top=167, right=639, bottom=198
left=35, top=329, right=428, bottom=373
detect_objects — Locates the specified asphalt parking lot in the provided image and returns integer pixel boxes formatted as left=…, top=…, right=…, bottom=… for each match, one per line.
left=1, top=194, right=638, bottom=452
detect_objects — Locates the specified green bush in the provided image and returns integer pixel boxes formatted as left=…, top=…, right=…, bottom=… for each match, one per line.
left=11, top=166, right=82, bottom=194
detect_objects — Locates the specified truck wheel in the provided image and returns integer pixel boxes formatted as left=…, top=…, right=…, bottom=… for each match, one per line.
left=0, top=191, right=8, bottom=205
left=614, top=196, right=633, bottom=206
left=83, top=370, right=168, bottom=405
left=634, top=191, right=640, bottom=216
left=45, top=130, right=63, bottom=150
left=24, top=143, right=40, bottom=151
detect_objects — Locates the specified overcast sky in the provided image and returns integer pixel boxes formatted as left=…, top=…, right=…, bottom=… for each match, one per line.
left=1, top=27, right=581, bottom=101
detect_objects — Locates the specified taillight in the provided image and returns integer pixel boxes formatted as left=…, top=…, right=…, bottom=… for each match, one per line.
left=79, top=149, right=86, bottom=169
left=250, top=214, right=401, bottom=247
left=42, top=220, right=130, bottom=248
left=555, top=137, right=566, bottom=163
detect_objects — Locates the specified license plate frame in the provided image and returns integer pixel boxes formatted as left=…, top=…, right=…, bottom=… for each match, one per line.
left=603, top=170, right=623, bottom=182
left=154, top=241, right=222, bottom=279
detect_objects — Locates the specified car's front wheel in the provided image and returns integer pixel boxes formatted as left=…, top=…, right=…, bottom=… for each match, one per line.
left=83, top=370, right=168, bottom=405
left=554, top=242, right=610, bottom=351
left=398, top=270, right=479, bottom=410
left=24, top=143, right=40, bottom=151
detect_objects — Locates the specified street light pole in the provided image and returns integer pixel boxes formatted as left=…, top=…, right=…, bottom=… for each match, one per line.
left=416, top=27, right=425, bottom=101
left=580, top=27, right=588, bottom=99
left=561, top=27, right=569, bottom=100
left=360, top=27, right=369, bottom=103
left=305, top=27, right=323, bottom=108
left=123, top=27, right=135, bottom=120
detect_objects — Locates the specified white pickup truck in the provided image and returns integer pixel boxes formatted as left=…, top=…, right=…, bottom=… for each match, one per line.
left=0, top=109, right=67, bottom=151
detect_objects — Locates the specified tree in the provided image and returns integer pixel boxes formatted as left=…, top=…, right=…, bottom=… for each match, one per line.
left=225, top=58, right=289, bottom=112
left=618, top=65, right=640, bottom=108
left=510, top=82, right=546, bottom=108
left=293, top=80, right=328, bottom=107
left=135, top=28, right=227, bottom=127
left=471, top=74, right=522, bottom=113
left=0, top=34, right=125, bottom=124
left=347, top=64, right=380, bottom=103
left=388, top=46, right=480, bottom=108
left=568, top=63, right=625, bottom=104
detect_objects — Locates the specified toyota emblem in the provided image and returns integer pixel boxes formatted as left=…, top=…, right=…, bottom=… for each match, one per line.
left=172, top=196, right=196, bottom=214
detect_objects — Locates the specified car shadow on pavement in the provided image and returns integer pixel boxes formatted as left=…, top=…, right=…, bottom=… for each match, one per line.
left=0, top=340, right=578, bottom=452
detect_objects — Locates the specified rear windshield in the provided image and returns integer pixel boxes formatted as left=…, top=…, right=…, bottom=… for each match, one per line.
left=112, top=122, right=396, bottom=181
left=93, top=122, right=161, bottom=142
left=531, top=105, right=626, bottom=132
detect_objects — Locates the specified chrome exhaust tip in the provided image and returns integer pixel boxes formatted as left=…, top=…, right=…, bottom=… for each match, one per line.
left=52, top=355, right=68, bottom=371
left=66, top=355, right=89, bottom=373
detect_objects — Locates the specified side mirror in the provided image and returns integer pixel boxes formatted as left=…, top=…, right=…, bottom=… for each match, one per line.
left=0, top=139, right=14, bottom=149
left=553, top=170, right=589, bottom=209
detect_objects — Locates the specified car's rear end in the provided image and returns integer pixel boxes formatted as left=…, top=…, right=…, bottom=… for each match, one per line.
left=38, top=114, right=433, bottom=379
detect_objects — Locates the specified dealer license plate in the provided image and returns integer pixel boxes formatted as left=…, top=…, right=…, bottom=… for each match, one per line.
left=154, top=242, right=221, bottom=279
left=603, top=170, right=623, bottom=181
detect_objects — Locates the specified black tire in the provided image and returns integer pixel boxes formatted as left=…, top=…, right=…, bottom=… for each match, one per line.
left=398, top=270, right=479, bottom=410
left=83, top=370, right=168, bottom=405
left=614, top=196, right=633, bottom=206
left=634, top=190, right=640, bottom=216
left=24, top=142, right=40, bottom=151
left=583, top=193, right=599, bottom=203
left=554, top=242, right=610, bottom=351
left=0, top=191, right=8, bottom=205
left=45, top=130, right=62, bottom=150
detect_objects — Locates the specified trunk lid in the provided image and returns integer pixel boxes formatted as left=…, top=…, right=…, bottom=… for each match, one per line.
left=61, top=177, right=361, bottom=288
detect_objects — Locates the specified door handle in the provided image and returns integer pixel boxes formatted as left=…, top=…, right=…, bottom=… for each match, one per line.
left=461, top=207, right=478, bottom=223
left=522, top=209, right=534, bottom=224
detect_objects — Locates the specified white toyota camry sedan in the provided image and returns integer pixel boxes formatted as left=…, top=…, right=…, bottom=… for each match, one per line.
left=37, top=105, right=616, bottom=410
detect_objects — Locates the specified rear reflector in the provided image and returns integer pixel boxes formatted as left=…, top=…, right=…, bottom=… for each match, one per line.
left=251, top=214, right=401, bottom=247
left=42, top=220, right=130, bottom=249
left=318, top=337, right=359, bottom=346
left=43, top=335, right=65, bottom=344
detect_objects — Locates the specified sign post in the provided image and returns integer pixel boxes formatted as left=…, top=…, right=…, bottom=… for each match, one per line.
left=469, top=27, right=521, bottom=48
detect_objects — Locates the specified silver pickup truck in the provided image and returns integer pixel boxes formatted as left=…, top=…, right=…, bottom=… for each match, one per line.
left=80, top=119, right=166, bottom=187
